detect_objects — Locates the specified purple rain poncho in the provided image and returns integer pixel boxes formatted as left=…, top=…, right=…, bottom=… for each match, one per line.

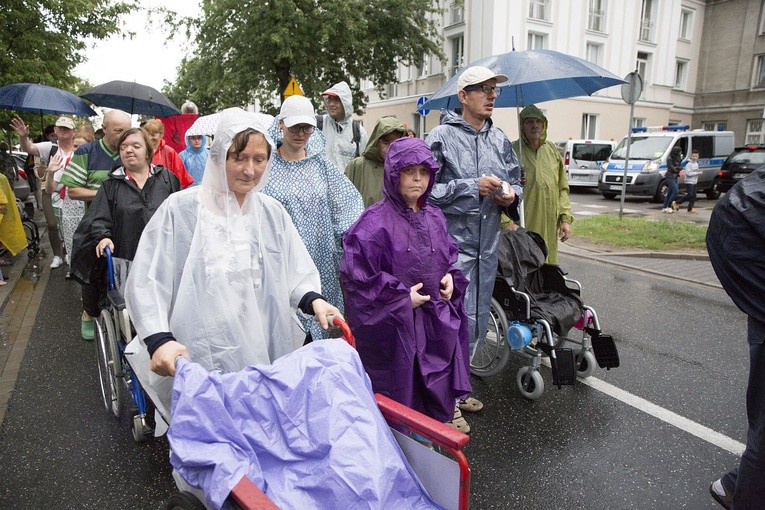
left=340, top=137, right=471, bottom=423
left=168, top=340, right=442, bottom=510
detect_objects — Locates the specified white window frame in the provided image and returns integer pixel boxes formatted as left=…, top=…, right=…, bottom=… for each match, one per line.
left=417, top=53, right=430, bottom=79
left=528, top=0, right=550, bottom=21
left=449, top=2, right=464, bottom=25
left=450, top=35, right=465, bottom=78
left=760, top=2, right=765, bottom=35
left=640, top=0, right=655, bottom=42
left=586, top=42, right=602, bottom=66
left=527, top=32, right=547, bottom=50
left=637, top=51, right=650, bottom=87
left=633, top=117, right=646, bottom=128
left=679, top=8, right=694, bottom=41
left=703, top=121, right=727, bottom=131
left=754, top=55, right=765, bottom=89
left=582, top=114, right=598, bottom=139
left=746, top=119, right=765, bottom=144
left=587, top=0, right=607, bottom=32
left=674, top=59, right=688, bottom=89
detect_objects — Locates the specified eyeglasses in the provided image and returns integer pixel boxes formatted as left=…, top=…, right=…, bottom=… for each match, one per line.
left=323, top=96, right=342, bottom=104
left=464, top=84, right=502, bottom=96
left=286, top=124, right=315, bottom=134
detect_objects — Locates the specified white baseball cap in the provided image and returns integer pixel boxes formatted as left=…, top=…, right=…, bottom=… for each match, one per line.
left=55, top=116, right=75, bottom=129
left=278, top=96, right=316, bottom=128
left=457, top=66, right=508, bottom=91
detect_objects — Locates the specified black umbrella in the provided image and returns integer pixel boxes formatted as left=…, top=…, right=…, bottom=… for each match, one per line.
left=0, top=83, right=97, bottom=117
left=81, top=80, right=180, bottom=117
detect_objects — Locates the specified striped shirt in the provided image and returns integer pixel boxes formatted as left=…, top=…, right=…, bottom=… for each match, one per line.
left=60, top=138, right=119, bottom=191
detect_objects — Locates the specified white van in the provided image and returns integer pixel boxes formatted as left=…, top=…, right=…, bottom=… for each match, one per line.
left=561, top=139, right=616, bottom=188
left=598, top=126, right=734, bottom=202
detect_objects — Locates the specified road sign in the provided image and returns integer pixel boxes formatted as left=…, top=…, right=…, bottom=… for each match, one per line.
left=283, top=77, right=304, bottom=98
left=621, top=71, right=643, bottom=105
left=417, top=96, right=430, bottom=116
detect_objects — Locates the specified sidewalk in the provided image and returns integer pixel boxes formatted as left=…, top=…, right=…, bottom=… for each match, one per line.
left=563, top=200, right=721, bottom=289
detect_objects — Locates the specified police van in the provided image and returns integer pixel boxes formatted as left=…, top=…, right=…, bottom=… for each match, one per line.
left=598, top=126, right=734, bottom=202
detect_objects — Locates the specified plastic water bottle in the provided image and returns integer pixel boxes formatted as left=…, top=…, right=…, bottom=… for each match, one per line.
left=507, top=321, right=532, bottom=350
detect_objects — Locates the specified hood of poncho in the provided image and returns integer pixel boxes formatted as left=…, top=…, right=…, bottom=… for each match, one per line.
left=364, top=116, right=407, bottom=163
left=383, top=137, right=439, bottom=211
left=518, top=104, right=548, bottom=147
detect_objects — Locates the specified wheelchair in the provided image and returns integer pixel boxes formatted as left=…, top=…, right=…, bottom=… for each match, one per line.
left=94, top=246, right=152, bottom=442
left=470, top=228, right=619, bottom=400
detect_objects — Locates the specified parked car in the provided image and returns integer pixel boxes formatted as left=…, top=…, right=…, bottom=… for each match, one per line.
left=717, top=145, right=765, bottom=193
left=560, top=139, right=615, bottom=188
left=10, top=151, right=35, bottom=217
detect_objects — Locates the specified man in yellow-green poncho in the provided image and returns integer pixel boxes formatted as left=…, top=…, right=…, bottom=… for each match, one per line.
left=512, top=105, right=573, bottom=264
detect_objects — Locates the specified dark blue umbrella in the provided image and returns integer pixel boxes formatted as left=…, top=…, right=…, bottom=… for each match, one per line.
left=0, top=83, right=97, bottom=117
left=81, top=80, right=180, bottom=117
left=422, top=49, right=626, bottom=110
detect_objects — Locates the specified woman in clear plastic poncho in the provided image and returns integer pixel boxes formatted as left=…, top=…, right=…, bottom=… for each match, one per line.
left=125, top=108, right=339, bottom=403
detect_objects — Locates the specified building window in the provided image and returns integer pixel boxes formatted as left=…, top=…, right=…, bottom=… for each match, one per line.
left=401, top=61, right=411, bottom=82
left=674, top=60, right=688, bottom=89
left=582, top=114, right=598, bottom=139
left=679, top=9, right=693, bottom=40
left=417, top=53, right=430, bottom=79
left=588, top=0, right=607, bottom=32
left=450, top=35, right=465, bottom=78
left=760, top=3, right=765, bottom=35
left=640, top=0, right=655, bottom=42
left=755, top=55, right=765, bottom=88
left=528, top=0, right=550, bottom=21
left=449, top=2, right=464, bottom=25
left=703, top=121, right=727, bottom=131
left=386, top=82, right=398, bottom=98
left=746, top=119, right=765, bottom=144
left=636, top=51, right=650, bottom=87
left=586, top=43, right=602, bottom=66
left=527, top=32, right=547, bottom=50
left=633, top=117, right=646, bottom=128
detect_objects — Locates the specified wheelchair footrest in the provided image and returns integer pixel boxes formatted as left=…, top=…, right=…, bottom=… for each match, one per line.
left=551, top=348, right=576, bottom=387
left=591, top=333, right=619, bottom=369
left=107, top=289, right=126, bottom=311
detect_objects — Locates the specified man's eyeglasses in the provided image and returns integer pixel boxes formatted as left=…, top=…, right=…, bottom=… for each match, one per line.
left=464, top=84, right=502, bottom=96
left=286, top=124, right=315, bottom=134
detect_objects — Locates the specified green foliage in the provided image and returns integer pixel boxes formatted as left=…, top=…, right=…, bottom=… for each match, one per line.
left=0, top=0, right=137, bottom=88
left=164, top=0, right=443, bottom=113
left=574, top=214, right=708, bottom=251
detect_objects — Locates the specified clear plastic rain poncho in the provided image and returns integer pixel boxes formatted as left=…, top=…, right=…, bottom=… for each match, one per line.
left=125, top=107, right=321, bottom=413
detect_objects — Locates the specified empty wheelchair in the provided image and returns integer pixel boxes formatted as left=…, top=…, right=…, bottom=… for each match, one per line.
left=94, top=246, right=152, bottom=441
left=470, top=228, right=619, bottom=400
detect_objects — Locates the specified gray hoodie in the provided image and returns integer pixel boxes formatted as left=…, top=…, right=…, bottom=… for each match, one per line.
left=319, top=81, right=369, bottom=172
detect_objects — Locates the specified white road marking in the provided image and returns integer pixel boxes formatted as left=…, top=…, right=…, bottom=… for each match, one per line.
left=581, top=376, right=746, bottom=456
left=581, top=204, right=609, bottom=209
left=539, top=358, right=745, bottom=455
left=573, top=211, right=600, bottom=216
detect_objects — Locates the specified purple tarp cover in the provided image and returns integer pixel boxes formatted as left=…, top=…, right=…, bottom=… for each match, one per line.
left=168, top=339, right=442, bottom=510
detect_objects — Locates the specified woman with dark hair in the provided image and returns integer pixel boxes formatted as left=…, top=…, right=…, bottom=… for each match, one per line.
left=71, top=127, right=181, bottom=329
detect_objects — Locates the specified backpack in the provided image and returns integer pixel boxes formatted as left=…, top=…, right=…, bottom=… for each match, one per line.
left=316, top=115, right=362, bottom=157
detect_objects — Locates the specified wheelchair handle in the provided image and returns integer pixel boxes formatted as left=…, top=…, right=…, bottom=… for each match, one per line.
left=328, top=315, right=356, bottom=348
left=104, top=245, right=115, bottom=291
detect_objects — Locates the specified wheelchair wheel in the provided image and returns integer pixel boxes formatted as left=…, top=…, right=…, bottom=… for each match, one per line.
left=516, top=367, right=544, bottom=400
left=470, top=298, right=510, bottom=377
left=94, top=312, right=124, bottom=418
left=166, top=491, right=206, bottom=510
left=575, top=349, right=596, bottom=379
left=132, top=413, right=148, bottom=443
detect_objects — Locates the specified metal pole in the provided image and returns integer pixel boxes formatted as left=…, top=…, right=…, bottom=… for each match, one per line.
left=618, top=101, right=635, bottom=220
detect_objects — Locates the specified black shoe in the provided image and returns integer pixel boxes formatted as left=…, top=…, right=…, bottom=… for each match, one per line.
left=709, top=479, right=732, bottom=509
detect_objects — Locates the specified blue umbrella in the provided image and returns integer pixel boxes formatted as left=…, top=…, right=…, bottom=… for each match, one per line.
left=81, top=80, right=180, bottom=117
left=422, top=49, right=626, bottom=110
left=0, top=83, right=97, bottom=117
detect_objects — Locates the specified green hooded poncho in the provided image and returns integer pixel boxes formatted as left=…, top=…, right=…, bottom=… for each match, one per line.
left=512, top=105, right=573, bottom=264
left=344, top=116, right=407, bottom=208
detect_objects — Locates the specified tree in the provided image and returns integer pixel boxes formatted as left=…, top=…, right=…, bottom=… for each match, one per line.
left=164, top=0, right=443, bottom=113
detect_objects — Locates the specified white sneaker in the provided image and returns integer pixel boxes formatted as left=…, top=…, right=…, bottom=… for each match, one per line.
left=50, top=256, right=63, bottom=269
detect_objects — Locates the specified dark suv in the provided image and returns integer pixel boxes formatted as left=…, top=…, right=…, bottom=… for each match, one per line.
left=717, top=145, right=765, bottom=193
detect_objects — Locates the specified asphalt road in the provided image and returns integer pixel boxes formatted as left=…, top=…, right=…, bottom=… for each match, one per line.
left=0, top=253, right=748, bottom=509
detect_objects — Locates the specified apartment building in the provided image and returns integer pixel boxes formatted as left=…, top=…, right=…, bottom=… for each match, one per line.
left=360, top=0, right=752, bottom=146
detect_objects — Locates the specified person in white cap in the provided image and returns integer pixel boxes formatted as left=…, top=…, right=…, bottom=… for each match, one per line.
left=318, top=81, right=369, bottom=172
left=262, top=95, right=363, bottom=343
left=10, top=115, right=76, bottom=269
left=426, top=65, right=523, bottom=433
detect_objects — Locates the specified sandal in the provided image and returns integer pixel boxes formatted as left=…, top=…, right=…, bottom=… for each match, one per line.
left=446, top=407, right=471, bottom=434
left=458, top=397, right=484, bottom=413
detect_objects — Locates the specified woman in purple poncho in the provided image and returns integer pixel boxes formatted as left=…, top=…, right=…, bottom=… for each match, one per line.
left=340, top=137, right=472, bottom=424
